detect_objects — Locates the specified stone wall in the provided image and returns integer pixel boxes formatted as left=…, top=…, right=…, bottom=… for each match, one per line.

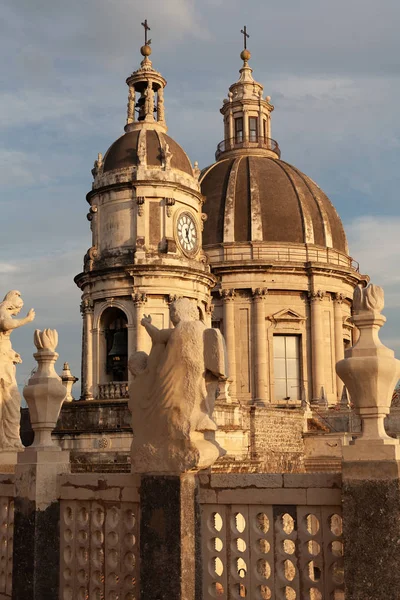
left=245, top=407, right=305, bottom=472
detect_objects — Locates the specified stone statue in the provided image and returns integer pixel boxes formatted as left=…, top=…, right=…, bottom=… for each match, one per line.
left=0, top=291, right=35, bottom=449
left=128, top=297, right=227, bottom=473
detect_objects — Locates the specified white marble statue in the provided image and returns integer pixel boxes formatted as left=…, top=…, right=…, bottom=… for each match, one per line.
left=0, top=291, right=35, bottom=449
left=128, top=297, right=227, bottom=473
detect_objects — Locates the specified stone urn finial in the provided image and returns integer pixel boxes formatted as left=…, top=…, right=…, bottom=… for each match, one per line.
left=23, top=329, right=67, bottom=450
left=336, top=284, right=400, bottom=456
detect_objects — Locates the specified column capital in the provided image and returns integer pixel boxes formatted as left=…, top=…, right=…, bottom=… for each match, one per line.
left=167, top=293, right=182, bottom=305
left=252, top=287, right=268, bottom=301
left=136, top=196, right=145, bottom=217
left=80, top=298, right=94, bottom=316
left=132, top=291, right=147, bottom=306
left=334, top=292, right=346, bottom=304
left=308, top=290, right=326, bottom=302
left=219, top=288, right=236, bottom=301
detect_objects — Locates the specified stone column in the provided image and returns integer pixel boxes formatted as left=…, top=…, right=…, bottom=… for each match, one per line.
left=253, top=288, right=268, bottom=404
left=80, top=298, right=94, bottom=400
left=243, top=108, right=249, bottom=144
left=309, top=290, right=325, bottom=401
left=132, top=292, right=147, bottom=352
left=337, top=283, right=400, bottom=600
left=139, top=474, right=199, bottom=600
left=220, top=289, right=236, bottom=397
left=333, top=293, right=345, bottom=402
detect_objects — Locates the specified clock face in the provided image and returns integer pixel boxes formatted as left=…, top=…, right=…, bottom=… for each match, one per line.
left=176, top=212, right=199, bottom=255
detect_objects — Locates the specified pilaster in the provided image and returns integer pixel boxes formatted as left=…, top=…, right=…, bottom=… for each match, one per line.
left=333, top=293, right=345, bottom=402
left=308, top=290, right=326, bottom=401
left=252, top=288, right=268, bottom=404
left=220, top=289, right=236, bottom=397
left=132, top=292, right=148, bottom=352
left=80, top=298, right=94, bottom=400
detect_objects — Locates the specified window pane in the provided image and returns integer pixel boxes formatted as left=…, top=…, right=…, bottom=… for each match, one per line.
left=274, top=379, right=287, bottom=401
left=273, top=336, right=285, bottom=357
left=273, top=335, right=300, bottom=401
left=285, top=336, right=298, bottom=357
left=274, top=357, right=287, bottom=379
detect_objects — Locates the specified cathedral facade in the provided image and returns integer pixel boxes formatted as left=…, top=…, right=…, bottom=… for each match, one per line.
left=67, top=39, right=368, bottom=470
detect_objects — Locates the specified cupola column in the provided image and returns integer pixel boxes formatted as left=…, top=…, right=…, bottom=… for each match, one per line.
left=80, top=299, right=94, bottom=400
left=243, top=107, right=249, bottom=144
left=334, top=293, right=345, bottom=401
left=253, top=288, right=268, bottom=403
left=309, top=291, right=326, bottom=401
left=132, top=293, right=148, bottom=352
left=220, top=289, right=237, bottom=396
left=228, top=94, right=234, bottom=142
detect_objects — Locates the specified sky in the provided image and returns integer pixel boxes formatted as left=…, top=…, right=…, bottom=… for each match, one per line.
left=1, top=0, right=400, bottom=397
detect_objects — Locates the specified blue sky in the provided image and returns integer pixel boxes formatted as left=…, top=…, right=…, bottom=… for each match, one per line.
left=2, top=0, right=400, bottom=396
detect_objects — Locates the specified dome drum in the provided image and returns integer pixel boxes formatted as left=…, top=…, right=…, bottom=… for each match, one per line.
left=215, top=136, right=280, bottom=160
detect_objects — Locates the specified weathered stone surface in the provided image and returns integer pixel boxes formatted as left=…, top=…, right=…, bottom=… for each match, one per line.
left=12, top=498, right=60, bottom=600
left=129, top=298, right=226, bottom=473
left=343, top=476, right=400, bottom=600
left=140, top=474, right=200, bottom=600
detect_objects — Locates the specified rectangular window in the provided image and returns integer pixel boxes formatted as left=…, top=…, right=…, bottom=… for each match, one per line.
left=235, top=118, right=243, bottom=143
left=249, top=117, right=258, bottom=142
left=273, top=335, right=301, bottom=401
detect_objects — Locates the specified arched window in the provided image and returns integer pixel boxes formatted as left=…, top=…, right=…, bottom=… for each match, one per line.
left=101, top=307, right=128, bottom=382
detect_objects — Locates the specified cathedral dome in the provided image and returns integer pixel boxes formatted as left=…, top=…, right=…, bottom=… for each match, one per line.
left=103, top=130, right=193, bottom=176
left=201, top=155, right=348, bottom=253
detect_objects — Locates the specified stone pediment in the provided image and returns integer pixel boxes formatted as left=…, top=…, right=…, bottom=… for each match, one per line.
left=268, top=308, right=306, bottom=324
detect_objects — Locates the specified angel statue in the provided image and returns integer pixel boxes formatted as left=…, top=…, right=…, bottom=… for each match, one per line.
left=128, top=297, right=227, bottom=473
left=0, top=291, right=35, bottom=449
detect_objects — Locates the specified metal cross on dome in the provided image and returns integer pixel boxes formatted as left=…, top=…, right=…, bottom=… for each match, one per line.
left=241, top=25, right=249, bottom=49
left=141, top=19, right=152, bottom=45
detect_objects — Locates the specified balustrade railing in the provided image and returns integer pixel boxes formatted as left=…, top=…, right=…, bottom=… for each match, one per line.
left=60, top=477, right=139, bottom=600
left=215, top=136, right=281, bottom=160
left=98, top=381, right=129, bottom=400
left=200, top=474, right=344, bottom=600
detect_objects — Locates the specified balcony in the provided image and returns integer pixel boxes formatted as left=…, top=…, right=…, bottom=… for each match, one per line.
left=215, top=136, right=281, bottom=160
left=98, top=381, right=129, bottom=400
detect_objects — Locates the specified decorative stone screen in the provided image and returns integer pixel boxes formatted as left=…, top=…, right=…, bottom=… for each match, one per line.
left=202, top=503, right=343, bottom=599
left=59, top=473, right=140, bottom=600
left=199, top=473, right=344, bottom=600
left=0, top=496, right=14, bottom=599
left=60, top=499, right=138, bottom=600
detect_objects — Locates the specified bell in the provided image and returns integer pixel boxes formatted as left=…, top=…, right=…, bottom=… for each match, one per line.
left=108, top=329, right=127, bottom=360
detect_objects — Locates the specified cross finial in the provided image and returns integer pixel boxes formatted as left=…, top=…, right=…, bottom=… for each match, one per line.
left=240, top=25, right=249, bottom=50
left=141, top=19, right=152, bottom=45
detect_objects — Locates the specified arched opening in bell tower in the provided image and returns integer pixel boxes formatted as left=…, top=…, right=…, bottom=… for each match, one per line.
left=101, top=307, right=128, bottom=383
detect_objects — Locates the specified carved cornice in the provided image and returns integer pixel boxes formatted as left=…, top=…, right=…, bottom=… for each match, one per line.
left=308, top=290, right=326, bottom=302
left=132, top=292, right=147, bottom=306
left=219, top=288, right=236, bottom=301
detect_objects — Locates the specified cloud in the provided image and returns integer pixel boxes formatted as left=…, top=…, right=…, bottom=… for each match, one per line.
left=0, top=263, right=18, bottom=274
left=0, top=149, right=51, bottom=187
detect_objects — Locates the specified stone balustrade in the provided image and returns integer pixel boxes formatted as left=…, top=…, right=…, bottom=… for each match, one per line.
left=98, top=382, right=129, bottom=400
left=199, top=473, right=343, bottom=600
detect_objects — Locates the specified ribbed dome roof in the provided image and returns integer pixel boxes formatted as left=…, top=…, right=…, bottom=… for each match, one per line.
left=200, top=155, right=348, bottom=254
left=103, top=130, right=193, bottom=176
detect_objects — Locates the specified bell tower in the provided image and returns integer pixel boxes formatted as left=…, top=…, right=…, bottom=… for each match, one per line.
left=75, top=27, right=215, bottom=401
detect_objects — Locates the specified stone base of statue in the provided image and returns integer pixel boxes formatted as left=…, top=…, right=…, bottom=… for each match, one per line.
left=131, top=430, right=224, bottom=474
